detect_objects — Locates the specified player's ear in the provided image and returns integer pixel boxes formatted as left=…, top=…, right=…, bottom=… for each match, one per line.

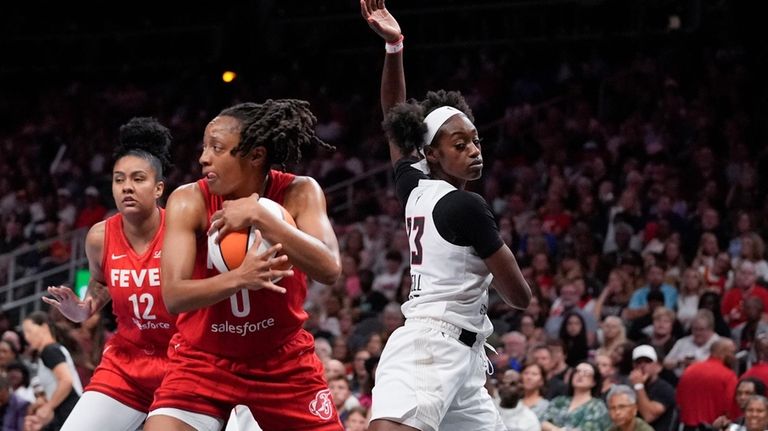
left=424, top=145, right=439, bottom=164
left=249, top=146, right=267, bottom=168
left=155, top=181, right=165, bottom=199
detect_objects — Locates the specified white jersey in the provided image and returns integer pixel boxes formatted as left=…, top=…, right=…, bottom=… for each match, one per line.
left=401, top=178, right=494, bottom=338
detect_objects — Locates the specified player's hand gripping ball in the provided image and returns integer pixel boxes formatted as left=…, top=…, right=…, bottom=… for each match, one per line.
left=208, top=197, right=295, bottom=281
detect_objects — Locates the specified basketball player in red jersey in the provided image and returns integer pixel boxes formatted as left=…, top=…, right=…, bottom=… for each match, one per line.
left=144, top=100, right=343, bottom=431
left=42, top=117, right=177, bottom=430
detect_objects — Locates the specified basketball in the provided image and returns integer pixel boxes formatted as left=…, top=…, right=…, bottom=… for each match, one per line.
left=208, top=197, right=295, bottom=280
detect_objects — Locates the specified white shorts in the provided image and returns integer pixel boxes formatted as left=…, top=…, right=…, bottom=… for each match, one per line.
left=60, top=391, right=146, bottom=431
left=370, top=318, right=505, bottom=431
left=147, top=407, right=224, bottom=431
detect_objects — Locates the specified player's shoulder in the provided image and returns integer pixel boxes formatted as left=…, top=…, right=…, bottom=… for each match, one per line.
left=283, top=174, right=324, bottom=206
left=86, top=220, right=107, bottom=245
left=167, top=182, right=206, bottom=210
left=441, top=188, right=488, bottom=209
left=168, top=181, right=203, bottom=199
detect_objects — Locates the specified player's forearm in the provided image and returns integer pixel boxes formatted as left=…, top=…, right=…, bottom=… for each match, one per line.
left=47, top=379, right=73, bottom=410
left=381, top=49, right=405, bottom=118
left=85, top=280, right=111, bottom=318
left=494, top=271, right=532, bottom=310
left=488, top=247, right=532, bottom=310
left=163, top=274, right=241, bottom=314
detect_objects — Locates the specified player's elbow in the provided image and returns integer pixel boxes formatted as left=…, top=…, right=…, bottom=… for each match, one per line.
left=314, top=261, right=342, bottom=286
left=162, top=285, right=185, bottom=314
left=496, top=279, right=532, bottom=310
left=511, top=282, right=532, bottom=309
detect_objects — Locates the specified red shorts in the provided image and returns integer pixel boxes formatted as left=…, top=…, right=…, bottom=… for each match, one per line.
left=150, top=329, right=342, bottom=431
left=86, top=336, right=168, bottom=412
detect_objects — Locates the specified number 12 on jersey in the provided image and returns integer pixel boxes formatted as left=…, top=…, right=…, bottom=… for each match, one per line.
left=405, top=216, right=425, bottom=265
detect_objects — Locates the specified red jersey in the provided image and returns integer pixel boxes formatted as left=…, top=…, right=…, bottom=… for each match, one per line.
left=676, top=358, right=740, bottom=425
left=102, top=209, right=176, bottom=354
left=175, top=170, right=309, bottom=360
left=721, top=285, right=768, bottom=328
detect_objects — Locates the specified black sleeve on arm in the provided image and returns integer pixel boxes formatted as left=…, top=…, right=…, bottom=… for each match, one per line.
left=40, top=344, right=66, bottom=369
left=393, top=157, right=428, bottom=205
left=433, top=191, right=504, bottom=258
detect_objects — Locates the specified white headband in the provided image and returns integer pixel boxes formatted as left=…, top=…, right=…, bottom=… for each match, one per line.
left=421, top=106, right=466, bottom=154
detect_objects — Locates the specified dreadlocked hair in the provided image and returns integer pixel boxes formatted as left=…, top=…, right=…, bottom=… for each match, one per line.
left=114, top=117, right=173, bottom=181
left=421, top=90, right=475, bottom=123
left=219, top=99, right=335, bottom=169
left=382, top=99, right=426, bottom=155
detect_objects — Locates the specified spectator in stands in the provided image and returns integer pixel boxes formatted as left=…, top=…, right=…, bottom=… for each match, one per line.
left=596, top=315, right=627, bottom=358
left=545, top=280, right=598, bottom=341
left=559, top=312, right=590, bottom=367
left=343, top=406, right=368, bottom=431
left=0, top=374, right=28, bottom=431
left=703, top=252, right=731, bottom=295
left=354, top=269, right=389, bottom=320
left=529, top=343, right=567, bottom=400
left=323, top=358, right=347, bottom=382
left=348, top=347, right=371, bottom=396
left=722, top=261, right=768, bottom=328
left=677, top=267, right=704, bottom=330
left=593, top=269, right=633, bottom=321
left=541, top=362, right=610, bottom=431
left=494, top=331, right=527, bottom=372
left=733, top=297, right=768, bottom=368
left=627, top=290, right=673, bottom=342
left=635, top=307, right=678, bottom=361
left=686, top=208, right=727, bottom=264
left=73, top=187, right=108, bottom=230
left=699, top=291, right=732, bottom=337
left=625, top=264, right=678, bottom=321
left=732, top=233, right=768, bottom=282
left=520, top=362, right=550, bottom=419
left=329, top=375, right=360, bottom=423
left=712, top=377, right=766, bottom=431
left=664, top=309, right=720, bottom=375
left=3, top=362, right=33, bottom=404
left=742, top=335, right=768, bottom=388
left=0, top=340, right=18, bottom=376
left=693, top=232, right=721, bottom=271
left=629, top=345, right=675, bottom=431
left=519, top=216, right=557, bottom=258
left=519, top=313, right=547, bottom=345
left=596, top=352, right=625, bottom=398
left=741, top=395, right=768, bottom=431
left=676, top=338, right=739, bottom=429
left=605, top=385, right=654, bottom=431
left=370, top=250, right=403, bottom=301
left=495, top=369, right=540, bottom=431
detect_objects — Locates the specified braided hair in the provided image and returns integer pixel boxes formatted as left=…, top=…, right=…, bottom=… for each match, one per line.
left=219, top=99, right=335, bottom=169
left=114, top=117, right=173, bottom=181
left=382, top=90, right=474, bottom=156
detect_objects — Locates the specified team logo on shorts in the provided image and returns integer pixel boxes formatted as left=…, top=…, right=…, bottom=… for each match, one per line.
left=308, top=388, right=333, bottom=420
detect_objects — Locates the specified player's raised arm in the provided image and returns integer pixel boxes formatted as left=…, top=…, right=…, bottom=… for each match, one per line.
left=362, top=0, right=412, bottom=166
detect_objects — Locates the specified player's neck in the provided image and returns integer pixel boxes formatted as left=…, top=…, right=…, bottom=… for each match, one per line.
left=122, top=207, right=161, bottom=252
left=225, top=171, right=270, bottom=200
left=431, top=169, right=466, bottom=190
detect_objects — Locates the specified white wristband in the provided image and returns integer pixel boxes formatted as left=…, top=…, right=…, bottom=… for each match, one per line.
left=385, top=35, right=404, bottom=54
left=633, top=383, right=645, bottom=391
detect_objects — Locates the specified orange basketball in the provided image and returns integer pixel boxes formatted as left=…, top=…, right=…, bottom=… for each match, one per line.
left=208, top=198, right=296, bottom=279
